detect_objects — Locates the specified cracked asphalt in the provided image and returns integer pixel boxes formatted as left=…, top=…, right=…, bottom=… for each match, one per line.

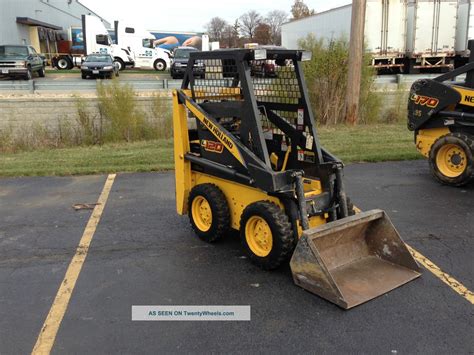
left=0, top=160, right=472, bottom=354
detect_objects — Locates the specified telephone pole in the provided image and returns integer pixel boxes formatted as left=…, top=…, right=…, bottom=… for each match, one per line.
left=345, top=0, right=367, bottom=125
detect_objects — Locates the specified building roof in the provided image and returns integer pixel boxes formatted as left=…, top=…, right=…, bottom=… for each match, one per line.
left=282, top=4, right=352, bottom=27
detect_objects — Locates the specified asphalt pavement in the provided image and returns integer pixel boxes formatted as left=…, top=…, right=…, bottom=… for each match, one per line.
left=0, top=160, right=473, bottom=354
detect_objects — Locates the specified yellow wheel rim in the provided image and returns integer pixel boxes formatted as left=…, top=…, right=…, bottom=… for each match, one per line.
left=245, top=216, right=273, bottom=257
left=191, top=196, right=212, bottom=232
left=436, top=144, right=467, bottom=178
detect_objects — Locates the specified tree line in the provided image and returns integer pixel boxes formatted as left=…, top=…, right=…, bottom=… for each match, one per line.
left=205, top=0, right=315, bottom=47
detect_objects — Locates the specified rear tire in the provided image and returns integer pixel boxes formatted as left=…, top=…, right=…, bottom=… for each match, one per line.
left=429, top=133, right=474, bottom=186
left=240, top=201, right=294, bottom=270
left=154, top=59, right=166, bottom=71
left=188, top=184, right=230, bottom=243
left=57, top=57, right=72, bottom=70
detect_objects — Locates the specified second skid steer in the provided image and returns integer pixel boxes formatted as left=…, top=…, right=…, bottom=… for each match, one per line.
left=173, top=48, right=421, bottom=309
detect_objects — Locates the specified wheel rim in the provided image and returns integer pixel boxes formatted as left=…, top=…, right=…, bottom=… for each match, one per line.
left=57, top=59, right=68, bottom=69
left=245, top=216, right=273, bottom=257
left=155, top=61, right=165, bottom=71
left=191, top=196, right=212, bottom=232
left=436, top=143, right=467, bottom=178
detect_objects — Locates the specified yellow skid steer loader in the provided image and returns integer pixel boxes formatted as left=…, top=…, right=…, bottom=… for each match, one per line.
left=173, top=49, right=421, bottom=309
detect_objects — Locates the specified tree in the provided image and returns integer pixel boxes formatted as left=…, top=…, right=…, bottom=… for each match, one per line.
left=291, top=0, right=315, bottom=20
left=254, top=23, right=271, bottom=45
left=205, top=17, right=228, bottom=42
left=266, top=10, right=288, bottom=45
left=222, top=24, right=239, bottom=48
left=239, top=10, right=262, bottom=40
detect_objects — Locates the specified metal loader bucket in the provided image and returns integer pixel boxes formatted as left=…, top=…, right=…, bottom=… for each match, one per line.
left=290, top=210, right=421, bottom=309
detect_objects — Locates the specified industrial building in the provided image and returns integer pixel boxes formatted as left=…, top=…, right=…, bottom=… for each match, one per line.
left=0, top=0, right=109, bottom=56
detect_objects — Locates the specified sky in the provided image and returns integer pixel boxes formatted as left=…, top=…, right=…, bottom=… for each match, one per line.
left=79, top=0, right=351, bottom=32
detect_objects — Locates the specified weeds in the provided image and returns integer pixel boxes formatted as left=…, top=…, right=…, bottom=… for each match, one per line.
left=0, top=80, right=172, bottom=153
left=298, top=35, right=382, bottom=125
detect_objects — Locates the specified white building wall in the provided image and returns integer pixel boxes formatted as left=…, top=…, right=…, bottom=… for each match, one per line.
left=281, top=5, right=352, bottom=49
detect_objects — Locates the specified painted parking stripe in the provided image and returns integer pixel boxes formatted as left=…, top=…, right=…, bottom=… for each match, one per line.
left=32, top=174, right=116, bottom=355
left=408, top=245, right=474, bottom=305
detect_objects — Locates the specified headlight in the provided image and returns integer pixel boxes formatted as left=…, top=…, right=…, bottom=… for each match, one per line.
left=17, top=61, right=27, bottom=68
left=103, top=66, right=113, bottom=70
left=81, top=65, right=88, bottom=69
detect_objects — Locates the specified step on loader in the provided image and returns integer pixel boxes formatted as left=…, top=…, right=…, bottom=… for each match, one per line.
left=408, top=40, right=474, bottom=186
left=173, top=49, right=421, bottom=309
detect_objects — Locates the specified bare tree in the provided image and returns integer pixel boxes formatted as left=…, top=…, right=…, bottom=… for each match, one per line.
left=239, top=10, right=262, bottom=40
left=254, top=23, right=272, bottom=45
left=266, top=10, right=288, bottom=45
left=205, top=17, right=228, bottom=42
left=222, top=24, right=239, bottom=48
left=291, top=0, right=315, bottom=20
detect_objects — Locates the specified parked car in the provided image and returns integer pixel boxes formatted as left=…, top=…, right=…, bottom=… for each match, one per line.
left=81, top=54, right=119, bottom=79
left=170, top=46, right=204, bottom=79
left=0, top=45, right=45, bottom=80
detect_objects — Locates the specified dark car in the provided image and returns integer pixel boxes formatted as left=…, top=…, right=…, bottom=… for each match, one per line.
left=170, top=46, right=204, bottom=79
left=250, top=45, right=286, bottom=78
left=81, top=54, right=119, bottom=79
left=0, top=45, right=45, bottom=80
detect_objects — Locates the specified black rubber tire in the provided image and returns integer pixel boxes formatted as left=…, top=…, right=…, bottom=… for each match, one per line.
left=56, top=57, right=73, bottom=70
left=188, top=184, right=230, bottom=243
left=38, top=66, right=45, bottom=78
left=114, top=58, right=125, bottom=71
left=25, top=68, right=32, bottom=80
left=429, top=133, right=474, bottom=187
left=240, top=201, right=294, bottom=270
left=81, top=73, right=87, bottom=79
left=154, top=59, right=166, bottom=71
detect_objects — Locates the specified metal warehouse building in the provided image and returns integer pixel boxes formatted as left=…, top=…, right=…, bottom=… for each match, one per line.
left=0, top=0, right=109, bottom=55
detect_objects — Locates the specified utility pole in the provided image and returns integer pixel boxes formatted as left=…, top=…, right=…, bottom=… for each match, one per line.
left=345, top=0, right=367, bottom=125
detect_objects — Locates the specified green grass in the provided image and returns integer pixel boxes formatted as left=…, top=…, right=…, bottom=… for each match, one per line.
left=0, top=123, right=420, bottom=177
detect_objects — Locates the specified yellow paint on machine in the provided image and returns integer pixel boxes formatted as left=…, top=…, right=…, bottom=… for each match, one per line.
left=192, top=171, right=326, bottom=232
left=452, top=85, right=474, bottom=107
left=32, top=174, right=116, bottom=355
left=416, top=128, right=450, bottom=157
left=407, top=245, right=474, bottom=305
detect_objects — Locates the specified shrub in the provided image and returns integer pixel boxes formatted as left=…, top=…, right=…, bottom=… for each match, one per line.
left=298, top=35, right=381, bottom=125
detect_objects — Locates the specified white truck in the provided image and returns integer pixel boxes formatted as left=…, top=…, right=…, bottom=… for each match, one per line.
left=113, top=21, right=171, bottom=71
left=53, top=15, right=134, bottom=70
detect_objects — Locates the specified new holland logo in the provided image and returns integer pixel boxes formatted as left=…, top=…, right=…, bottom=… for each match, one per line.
left=201, top=140, right=224, bottom=153
left=410, top=94, right=439, bottom=108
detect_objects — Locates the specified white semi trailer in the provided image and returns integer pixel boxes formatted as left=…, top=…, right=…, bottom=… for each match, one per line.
left=405, top=0, right=458, bottom=73
left=113, top=21, right=171, bottom=71
left=281, top=0, right=459, bottom=73
left=281, top=2, right=406, bottom=71
left=53, top=15, right=133, bottom=70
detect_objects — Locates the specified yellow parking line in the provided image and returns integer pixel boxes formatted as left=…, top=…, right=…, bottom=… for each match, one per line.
left=32, top=174, right=116, bottom=355
left=407, top=245, right=474, bottom=305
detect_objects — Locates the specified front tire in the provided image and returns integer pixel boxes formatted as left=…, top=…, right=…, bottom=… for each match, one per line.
left=38, top=66, right=46, bottom=77
left=188, top=184, right=230, bottom=243
left=25, top=68, right=32, bottom=80
left=240, top=201, right=294, bottom=270
left=57, top=57, right=72, bottom=70
left=154, top=59, right=167, bottom=71
left=81, top=73, right=87, bottom=79
left=429, top=133, right=474, bottom=186
left=114, top=58, right=125, bottom=71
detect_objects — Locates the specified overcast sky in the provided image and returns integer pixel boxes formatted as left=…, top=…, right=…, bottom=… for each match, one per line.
left=79, top=0, right=351, bottom=32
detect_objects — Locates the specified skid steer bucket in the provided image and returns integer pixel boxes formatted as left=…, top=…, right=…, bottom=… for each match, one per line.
left=290, top=210, right=421, bottom=309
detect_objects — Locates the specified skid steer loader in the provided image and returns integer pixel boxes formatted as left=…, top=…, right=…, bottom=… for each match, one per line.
left=408, top=40, right=474, bottom=186
left=173, top=49, right=421, bottom=309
